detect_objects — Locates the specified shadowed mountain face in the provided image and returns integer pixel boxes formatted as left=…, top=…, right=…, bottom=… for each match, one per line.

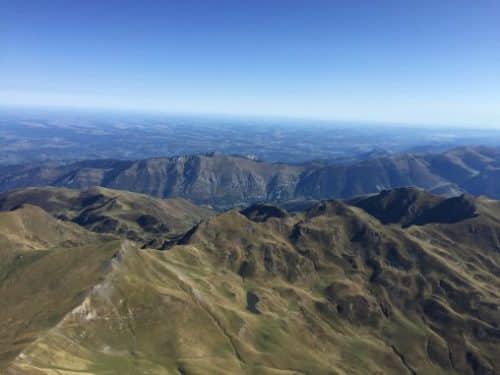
left=0, top=187, right=213, bottom=249
left=1, top=188, right=499, bottom=374
left=240, top=203, right=288, bottom=222
left=350, top=187, right=478, bottom=227
left=0, top=146, right=500, bottom=208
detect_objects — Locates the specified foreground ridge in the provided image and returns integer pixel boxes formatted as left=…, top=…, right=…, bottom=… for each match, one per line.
left=1, top=188, right=499, bottom=374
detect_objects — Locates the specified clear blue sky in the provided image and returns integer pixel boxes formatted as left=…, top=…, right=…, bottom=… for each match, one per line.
left=1, top=0, right=499, bottom=126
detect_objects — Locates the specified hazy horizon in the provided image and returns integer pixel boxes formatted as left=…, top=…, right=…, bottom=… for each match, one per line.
left=3, top=103, right=500, bottom=131
left=2, top=1, right=500, bottom=127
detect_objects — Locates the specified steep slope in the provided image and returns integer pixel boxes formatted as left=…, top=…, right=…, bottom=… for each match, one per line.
left=0, top=241, right=124, bottom=369
left=0, top=204, right=103, bottom=252
left=295, top=153, right=454, bottom=199
left=350, top=187, right=477, bottom=227
left=4, top=189, right=499, bottom=374
left=0, top=154, right=303, bottom=208
left=105, top=154, right=301, bottom=205
left=425, top=146, right=500, bottom=183
left=0, top=201, right=122, bottom=368
left=2, top=147, right=499, bottom=207
left=0, top=186, right=213, bottom=248
left=463, top=168, right=500, bottom=198
left=0, top=204, right=108, bottom=276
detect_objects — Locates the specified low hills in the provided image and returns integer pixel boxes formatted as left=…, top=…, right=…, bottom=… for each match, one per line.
left=1, top=146, right=499, bottom=208
left=1, top=187, right=499, bottom=374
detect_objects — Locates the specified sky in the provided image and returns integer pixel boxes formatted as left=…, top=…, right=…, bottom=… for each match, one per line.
left=1, top=0, right=500, bottom=126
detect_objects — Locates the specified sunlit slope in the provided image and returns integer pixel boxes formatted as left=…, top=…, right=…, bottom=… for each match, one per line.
left=0, top=204, right=109, bottom=280
left=0, top=204, right=102, bottom=252
left=6, top=244, right=409, bottom=375
left=6, top=189, right=500, bottom=374
left=0, top=187, right=213, bottom=248
left=0, top=201, right=131, bottom=369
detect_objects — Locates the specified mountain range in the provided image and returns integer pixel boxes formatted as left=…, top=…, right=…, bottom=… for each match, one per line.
left=1, top=146, right=499, bottom=209
left=1, top=186, right=499, bottom=374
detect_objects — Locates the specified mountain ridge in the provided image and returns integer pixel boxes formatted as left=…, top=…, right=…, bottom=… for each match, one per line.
left=1, top=146, right=499, bottom=208
left=1, top=187, right=499, bottom=373
left=0, top=186, right=213, bottom=249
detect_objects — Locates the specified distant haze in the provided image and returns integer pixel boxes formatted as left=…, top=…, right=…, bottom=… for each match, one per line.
left=1, top=1, right=500, bottom=126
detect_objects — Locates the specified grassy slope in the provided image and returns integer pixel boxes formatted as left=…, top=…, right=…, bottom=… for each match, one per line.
left=2, top=191, right=500, bottom=374
left=7, top=245, right=408, bottom=375
left=0, top=187, right=213, bottom=248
